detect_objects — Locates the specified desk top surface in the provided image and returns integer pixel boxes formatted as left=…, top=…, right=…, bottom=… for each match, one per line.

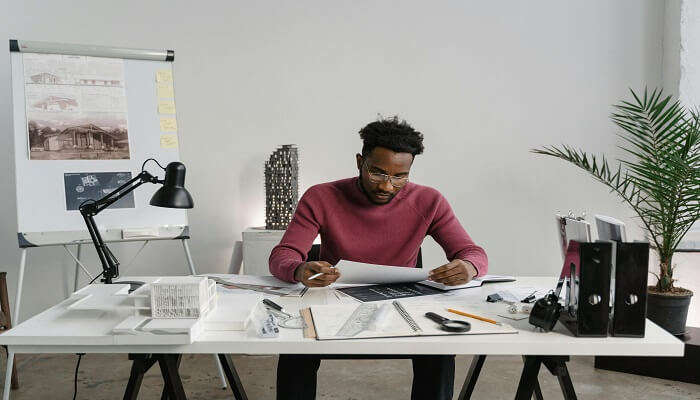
left=0, top=277, right=683, bottom=356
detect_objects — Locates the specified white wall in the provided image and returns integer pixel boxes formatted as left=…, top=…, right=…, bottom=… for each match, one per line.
left=1, top=1, right=668, bottom=321
left=681, top=0, right=700, bottom=106
left=663, top=0, right=681, bottom=95
left=674, top=0, right=700, bottom=327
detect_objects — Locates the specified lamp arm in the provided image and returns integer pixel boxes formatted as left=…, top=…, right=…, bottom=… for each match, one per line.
left=93, top=171, right=160, bottom=214
left=81, top=211, right=118, bottom=283
left=78, top=170, right=161, bottom=283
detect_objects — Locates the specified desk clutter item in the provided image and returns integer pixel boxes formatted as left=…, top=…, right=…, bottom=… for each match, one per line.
left=248, top=302, right=280, bottom=338
left=336, top=303, right=379, bottom=336
left=553, top=240, right=649, bottom=337
left=306, top=301, right=517, bottom=340
left=67, top=279, right=262, bottom=344
left=425, top=312, right=471, bottom=332
left=336, top=282, right=443, bottom=302
left=528, top=292, right=562, bottom=331
left=204, top=292, right=263, bottom=331
left=205, top=274, right=307, bottom=297
left=419, top=275, right=516, bottom=291
left=262, top=298, right=305, bottom=329
left=149, top=276, right=215, bottom=318
left=555, top=212, right=591, bottom=260
left=595, top=215, right=627, bottom=242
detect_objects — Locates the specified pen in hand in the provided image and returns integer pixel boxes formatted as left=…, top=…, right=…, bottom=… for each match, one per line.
left=309, top=265, right=336, bottom=280
left=295, top=261, right=340, bottom=288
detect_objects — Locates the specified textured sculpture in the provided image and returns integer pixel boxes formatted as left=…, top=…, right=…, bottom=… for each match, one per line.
left=265, top=145, right=299, bottom=230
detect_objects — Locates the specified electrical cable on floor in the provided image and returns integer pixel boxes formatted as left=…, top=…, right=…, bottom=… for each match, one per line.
left=73, top=353, right=85, bottom=400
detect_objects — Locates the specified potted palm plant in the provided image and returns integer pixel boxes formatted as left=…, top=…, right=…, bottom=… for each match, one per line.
left=532, top=88, right=699, bottom=335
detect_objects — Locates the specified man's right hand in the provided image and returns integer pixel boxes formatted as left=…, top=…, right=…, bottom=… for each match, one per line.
left=294, top=261, right=340, bottom=287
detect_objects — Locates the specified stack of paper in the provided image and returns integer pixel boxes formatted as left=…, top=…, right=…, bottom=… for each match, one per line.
left=204, top=274, right=307, bottom=296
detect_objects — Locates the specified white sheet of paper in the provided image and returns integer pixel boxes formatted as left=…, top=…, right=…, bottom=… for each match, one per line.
left=335, top=260, right=430, bottom=284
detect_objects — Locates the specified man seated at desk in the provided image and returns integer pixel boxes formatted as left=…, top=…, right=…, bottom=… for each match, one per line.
left=269, top=116, right=488, bottom=400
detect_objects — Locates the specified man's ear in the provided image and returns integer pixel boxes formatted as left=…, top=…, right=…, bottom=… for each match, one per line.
left=356, top=154, right=363, bottom=171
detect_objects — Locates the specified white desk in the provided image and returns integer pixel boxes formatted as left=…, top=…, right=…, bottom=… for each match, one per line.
left=0, top=277, right=683, bottom=400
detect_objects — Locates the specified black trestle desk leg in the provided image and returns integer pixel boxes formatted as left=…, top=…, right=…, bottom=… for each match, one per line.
left=458, top=355, right=487, bottom=400
left=158, top=354, right=187, bottom=400
left=533, top=379, right=544, bottom=400
left=161, top=354, right=183, bottom=400
left=521, top=356, right=543, bottom=400
left=124, top=354, right=157, bottom=400
left=218, top=353, right=249, bottom=400
left=515, top=356, right=542, bottom=400
left=542, top=356, right=577, bottom=400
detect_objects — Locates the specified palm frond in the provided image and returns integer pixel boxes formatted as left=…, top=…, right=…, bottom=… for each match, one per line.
left=532, top=88, right=700, bottom=292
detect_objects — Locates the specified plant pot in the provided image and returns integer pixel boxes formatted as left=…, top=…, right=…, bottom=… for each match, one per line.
left=646, top=289, right=693, bottom=335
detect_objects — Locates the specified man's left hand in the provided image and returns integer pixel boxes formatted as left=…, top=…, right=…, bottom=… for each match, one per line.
left=429, top=259, right=478, bottom=286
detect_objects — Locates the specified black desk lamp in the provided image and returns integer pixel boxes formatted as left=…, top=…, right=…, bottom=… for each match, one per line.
left=79, top=159, right=194, bottom=284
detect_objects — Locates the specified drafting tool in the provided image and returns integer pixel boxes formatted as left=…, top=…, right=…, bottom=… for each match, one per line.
left=336, top=303, right=379, bottom=337
left=447, top=308, right=501, bottom=325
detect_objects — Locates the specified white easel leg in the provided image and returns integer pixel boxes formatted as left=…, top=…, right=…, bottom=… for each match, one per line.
left=73, top=244, right=82, bottom=293
left=13, top=250, right=26, bottom=327
left=181, top=239, right=228, bottom=389
left=214, top=357, right=228, bottom=389
left=6, top=250, right=27, bottom=400
left=3, top=349, right=14, bottom=400
left=181, top=239, right=196, bottom=276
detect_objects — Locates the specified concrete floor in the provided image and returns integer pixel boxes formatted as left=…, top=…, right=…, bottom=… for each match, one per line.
left=2, top=354, right=698, bottom=399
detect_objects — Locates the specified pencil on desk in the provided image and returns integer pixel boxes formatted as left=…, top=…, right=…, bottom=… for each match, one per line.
left=447, top=308, right=500, bottom=325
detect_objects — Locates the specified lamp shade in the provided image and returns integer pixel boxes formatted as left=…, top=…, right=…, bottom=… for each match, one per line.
left=149, top=162, right=194, bottom=208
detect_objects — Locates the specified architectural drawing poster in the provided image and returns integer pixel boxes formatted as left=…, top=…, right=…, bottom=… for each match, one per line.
left=23, top=53, right=130, bottom=160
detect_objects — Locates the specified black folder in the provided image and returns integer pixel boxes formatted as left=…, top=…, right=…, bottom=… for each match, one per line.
left=610, top=242, right=649, bottom=337
left=558, top=241, right=612, bottom=337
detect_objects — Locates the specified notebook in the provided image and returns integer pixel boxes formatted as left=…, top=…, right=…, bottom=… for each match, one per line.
left=307, top=301, right=518, bottom=340
left=419, top=275, right=516, bottom=291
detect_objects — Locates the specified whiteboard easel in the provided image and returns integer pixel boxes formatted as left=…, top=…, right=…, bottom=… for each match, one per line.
left=6, top=39, right=228, bottom=397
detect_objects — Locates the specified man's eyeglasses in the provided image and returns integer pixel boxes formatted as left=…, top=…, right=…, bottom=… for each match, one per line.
left=363, top=162, right=409, bottom=188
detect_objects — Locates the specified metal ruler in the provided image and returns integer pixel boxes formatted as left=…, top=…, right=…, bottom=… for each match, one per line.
left=336, top=303, right=379, bottom=337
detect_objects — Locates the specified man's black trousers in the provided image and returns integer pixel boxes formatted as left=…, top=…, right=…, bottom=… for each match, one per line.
left=276, top=354, right=455, bottom=400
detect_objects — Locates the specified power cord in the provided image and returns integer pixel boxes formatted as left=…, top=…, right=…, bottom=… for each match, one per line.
left=141, top=158, right=166, bottom=172
left=89, top=271, right=104, bottom=285
left=73, top=353, right=85, bottom=400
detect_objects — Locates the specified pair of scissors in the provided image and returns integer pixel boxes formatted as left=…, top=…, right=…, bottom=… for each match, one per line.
left=425, top=312, right=471, bottom=332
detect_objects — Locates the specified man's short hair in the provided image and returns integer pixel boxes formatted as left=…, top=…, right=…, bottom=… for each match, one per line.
left=359, top=116, right=425, bottom=157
